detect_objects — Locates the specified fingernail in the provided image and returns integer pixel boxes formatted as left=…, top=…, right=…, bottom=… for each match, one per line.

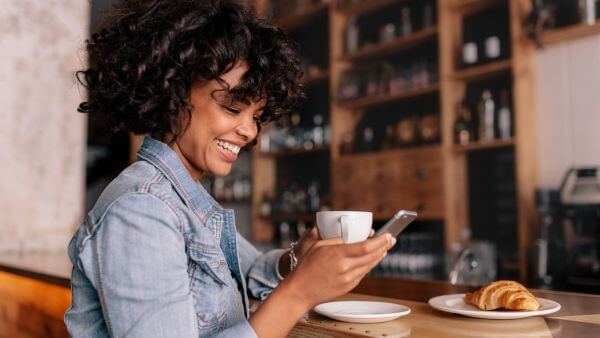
left=391, top=237, right=397, bottom=246
left=386, top=233, right=392, bottom=243
left=382, top=251, right=387, bottom=258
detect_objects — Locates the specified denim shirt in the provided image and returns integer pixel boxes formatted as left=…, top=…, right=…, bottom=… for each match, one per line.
left=64, top=136, right=285, bottom=337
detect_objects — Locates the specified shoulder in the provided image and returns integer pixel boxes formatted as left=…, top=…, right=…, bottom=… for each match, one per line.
left=87, top=161, right=185, bottom=230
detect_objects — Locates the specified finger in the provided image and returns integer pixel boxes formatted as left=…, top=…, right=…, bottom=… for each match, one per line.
left=344, top=233, right=392, bottom=257
left=368, top=229, right=375, bottom=237
left=347, top=250, right=388, bottom=280
left=314, top=236, right=344, bottom=247
left=345, top=243, right=389, bottom=270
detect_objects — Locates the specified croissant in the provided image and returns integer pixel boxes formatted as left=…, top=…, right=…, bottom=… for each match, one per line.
left=464, top=280, right=540, bottom=311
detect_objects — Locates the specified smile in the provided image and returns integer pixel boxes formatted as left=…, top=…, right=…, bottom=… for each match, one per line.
left=215, top=139, right=241, bottom=155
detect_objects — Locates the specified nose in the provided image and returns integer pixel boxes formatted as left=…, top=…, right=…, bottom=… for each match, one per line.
left=235, top=111, right=258, bottom=142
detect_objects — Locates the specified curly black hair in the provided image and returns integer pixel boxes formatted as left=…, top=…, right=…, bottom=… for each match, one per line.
left=77, top=0, right=305, bottom=142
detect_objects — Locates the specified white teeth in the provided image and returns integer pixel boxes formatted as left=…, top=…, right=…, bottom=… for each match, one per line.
left=216, top=140, right=240, bottom=154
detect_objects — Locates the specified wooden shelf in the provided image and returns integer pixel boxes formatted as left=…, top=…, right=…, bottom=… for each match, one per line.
left=264, top=213, right=315, bottom=223
left=303, top=69, right=330, bottom=86
left=452, top=59, right=512, bottom=83
left=339, top=0, right=404, bottom=17
left=453, top=139, right=515, bottom=152
left=260, top=145, right=330, bottom=158
left=338, top=144, right=441, bottom=160
left=338, top=84, right=439, bottom=110
left=540, top=21, right=600, bottom=46
left=448, top=0, right=505, bottom=16
left=275, top=3, right=328, bottom=31
left=340, top=27, right=438, bottom=62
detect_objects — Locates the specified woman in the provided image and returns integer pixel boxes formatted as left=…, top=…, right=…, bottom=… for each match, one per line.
left=65, top=1, right=395, bottom=337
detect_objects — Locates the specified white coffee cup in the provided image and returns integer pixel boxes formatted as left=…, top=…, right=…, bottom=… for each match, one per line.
left=316, top=211, right=373, bottom=244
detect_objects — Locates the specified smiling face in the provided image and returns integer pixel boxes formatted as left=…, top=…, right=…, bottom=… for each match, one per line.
left=169, top=62, right=263, bottom=180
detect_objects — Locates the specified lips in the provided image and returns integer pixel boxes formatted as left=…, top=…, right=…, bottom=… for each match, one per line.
left=214, top=139, right=239, bottom=163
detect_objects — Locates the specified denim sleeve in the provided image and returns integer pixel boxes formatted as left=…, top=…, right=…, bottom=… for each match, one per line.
left=92, top=193, right=199, bottom=338
left=92, top=193, right=258, bottom=338
left=236, top=233, right=286, bottom=300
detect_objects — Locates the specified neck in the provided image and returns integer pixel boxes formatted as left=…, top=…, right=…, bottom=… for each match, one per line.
left=168, top=139, right=205, bottom=181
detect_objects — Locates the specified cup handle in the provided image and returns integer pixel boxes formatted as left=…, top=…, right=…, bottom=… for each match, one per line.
left=339, top=215, right=353, bottom=243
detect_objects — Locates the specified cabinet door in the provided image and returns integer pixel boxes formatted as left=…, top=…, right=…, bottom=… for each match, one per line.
left=404, top=151, right=444, bottom=219
left=371, top=153, right=405, bottom=219
left=332, top=157, right=376, bottom=211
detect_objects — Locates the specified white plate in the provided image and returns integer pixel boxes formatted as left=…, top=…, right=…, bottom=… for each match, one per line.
left=428, top=293, right=561, bottom=320
left=313, top=300, right=411, bottom=323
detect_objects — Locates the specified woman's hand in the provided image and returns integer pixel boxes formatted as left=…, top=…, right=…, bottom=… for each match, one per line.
left=279, top=227, right=376, bottom=277
left=281, top=233, right=396, bottom=310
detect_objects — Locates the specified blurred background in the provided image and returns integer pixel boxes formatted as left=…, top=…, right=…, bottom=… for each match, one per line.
left=1, top=2, right=600, bottom=330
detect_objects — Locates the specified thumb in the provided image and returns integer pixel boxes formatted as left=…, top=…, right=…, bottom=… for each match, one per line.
left=309, top=226, right=320, bottom=239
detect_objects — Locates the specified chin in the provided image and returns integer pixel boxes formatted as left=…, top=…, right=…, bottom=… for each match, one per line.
left=209, top=164, right=233, bottom=177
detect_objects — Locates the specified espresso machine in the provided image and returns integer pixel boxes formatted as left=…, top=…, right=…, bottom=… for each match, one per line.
left=533, top=167, right=600, bottom=292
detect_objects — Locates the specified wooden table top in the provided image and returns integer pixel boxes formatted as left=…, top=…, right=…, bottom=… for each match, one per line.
left=287, top=277, right=600, bottom=338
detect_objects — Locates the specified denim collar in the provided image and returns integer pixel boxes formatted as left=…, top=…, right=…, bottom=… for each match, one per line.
left=136, top=136, right=223, bottom=224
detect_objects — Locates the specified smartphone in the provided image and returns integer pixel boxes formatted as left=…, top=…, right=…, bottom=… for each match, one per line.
left=375, top=210, right=418, bottom=238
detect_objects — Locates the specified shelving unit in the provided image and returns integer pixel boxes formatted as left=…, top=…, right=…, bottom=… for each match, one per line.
left=439, top=0, right=538, bottom=281
left=252, top=0, right=332, bottom=245
left=452, top=59, right=512, bottom=82
left=339, top=0, right=403, bottom=17
left=259, top=145, right=330, bottom=158
left=253, top=0, right=539, bottom=282
left=453, top=139, right=515, bottom=152
left=540, top=20, right=600, bottom=46
left=275, top=2, right=328, bottom=31
left=303, top=69, right=330, bottom=86
left=339, top=26, right=438, bottom=62
left=337, top=83, right=439, bottom=110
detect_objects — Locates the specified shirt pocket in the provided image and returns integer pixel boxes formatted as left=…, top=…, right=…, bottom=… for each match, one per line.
left=187, top=240, right=229, bottom=330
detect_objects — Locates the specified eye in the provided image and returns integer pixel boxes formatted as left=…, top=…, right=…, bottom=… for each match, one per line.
left=222, top=105, right=241, bottom=114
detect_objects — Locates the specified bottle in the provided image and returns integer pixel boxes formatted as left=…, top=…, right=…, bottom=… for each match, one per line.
left=579, top=0, right=596, bottom=25
left=478, top=90, right=496, bottom=142
left=379, top=23, right=396, bottom=43
left=259, top=193, right=272, bottom=217
left=312, top=114, right=324, bottom=146
left=396, top=115, right=418, bottom=146
left=381, top=124, right=396, bottom=150
left=454, top=102, right=473, bottom=145
left=497, top=89, right=512, bottom=140
left=484, top=16, right=501, bottom=61
left=400, top=6, right=413, bottom=36
left=307, top=181, right=320, bottom=212
left=346, top=17, right=359, bottom=53
left=213, top=176, right=225, bottom=200
left=233, top=174, right=245, bottom=200
left=422, top=2, right=434, bottom=28
left=418, top=113, right=440, bottom=144
left=279, top=222, right=292, bottom=248
left=340, top=132, right=354, bottom=154
left=242, top=177, right=252, bottom=199
left=462, top=17, right=478, bottom=67
left=366, top=68, right=379, bottom=96
left=361, top=127, right=375, bottom=152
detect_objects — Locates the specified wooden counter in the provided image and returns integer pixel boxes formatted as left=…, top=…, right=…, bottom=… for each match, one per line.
left=1, top=254, right=599, bottom=338
left=287, top=277, right=600, bottom=338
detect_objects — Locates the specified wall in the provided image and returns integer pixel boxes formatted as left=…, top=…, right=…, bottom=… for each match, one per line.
left=0, top=1, right=90, bottom=252
left=535, top=34, right=600, bottom=188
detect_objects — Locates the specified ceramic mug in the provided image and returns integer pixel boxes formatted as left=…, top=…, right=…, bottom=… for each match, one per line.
left=316, top=211, right=373, bottom=244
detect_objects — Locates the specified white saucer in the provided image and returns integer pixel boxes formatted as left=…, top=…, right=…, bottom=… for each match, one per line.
left=313, top=300, right=411, bottom=323
left=428, top=293, right=561, bottom=320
